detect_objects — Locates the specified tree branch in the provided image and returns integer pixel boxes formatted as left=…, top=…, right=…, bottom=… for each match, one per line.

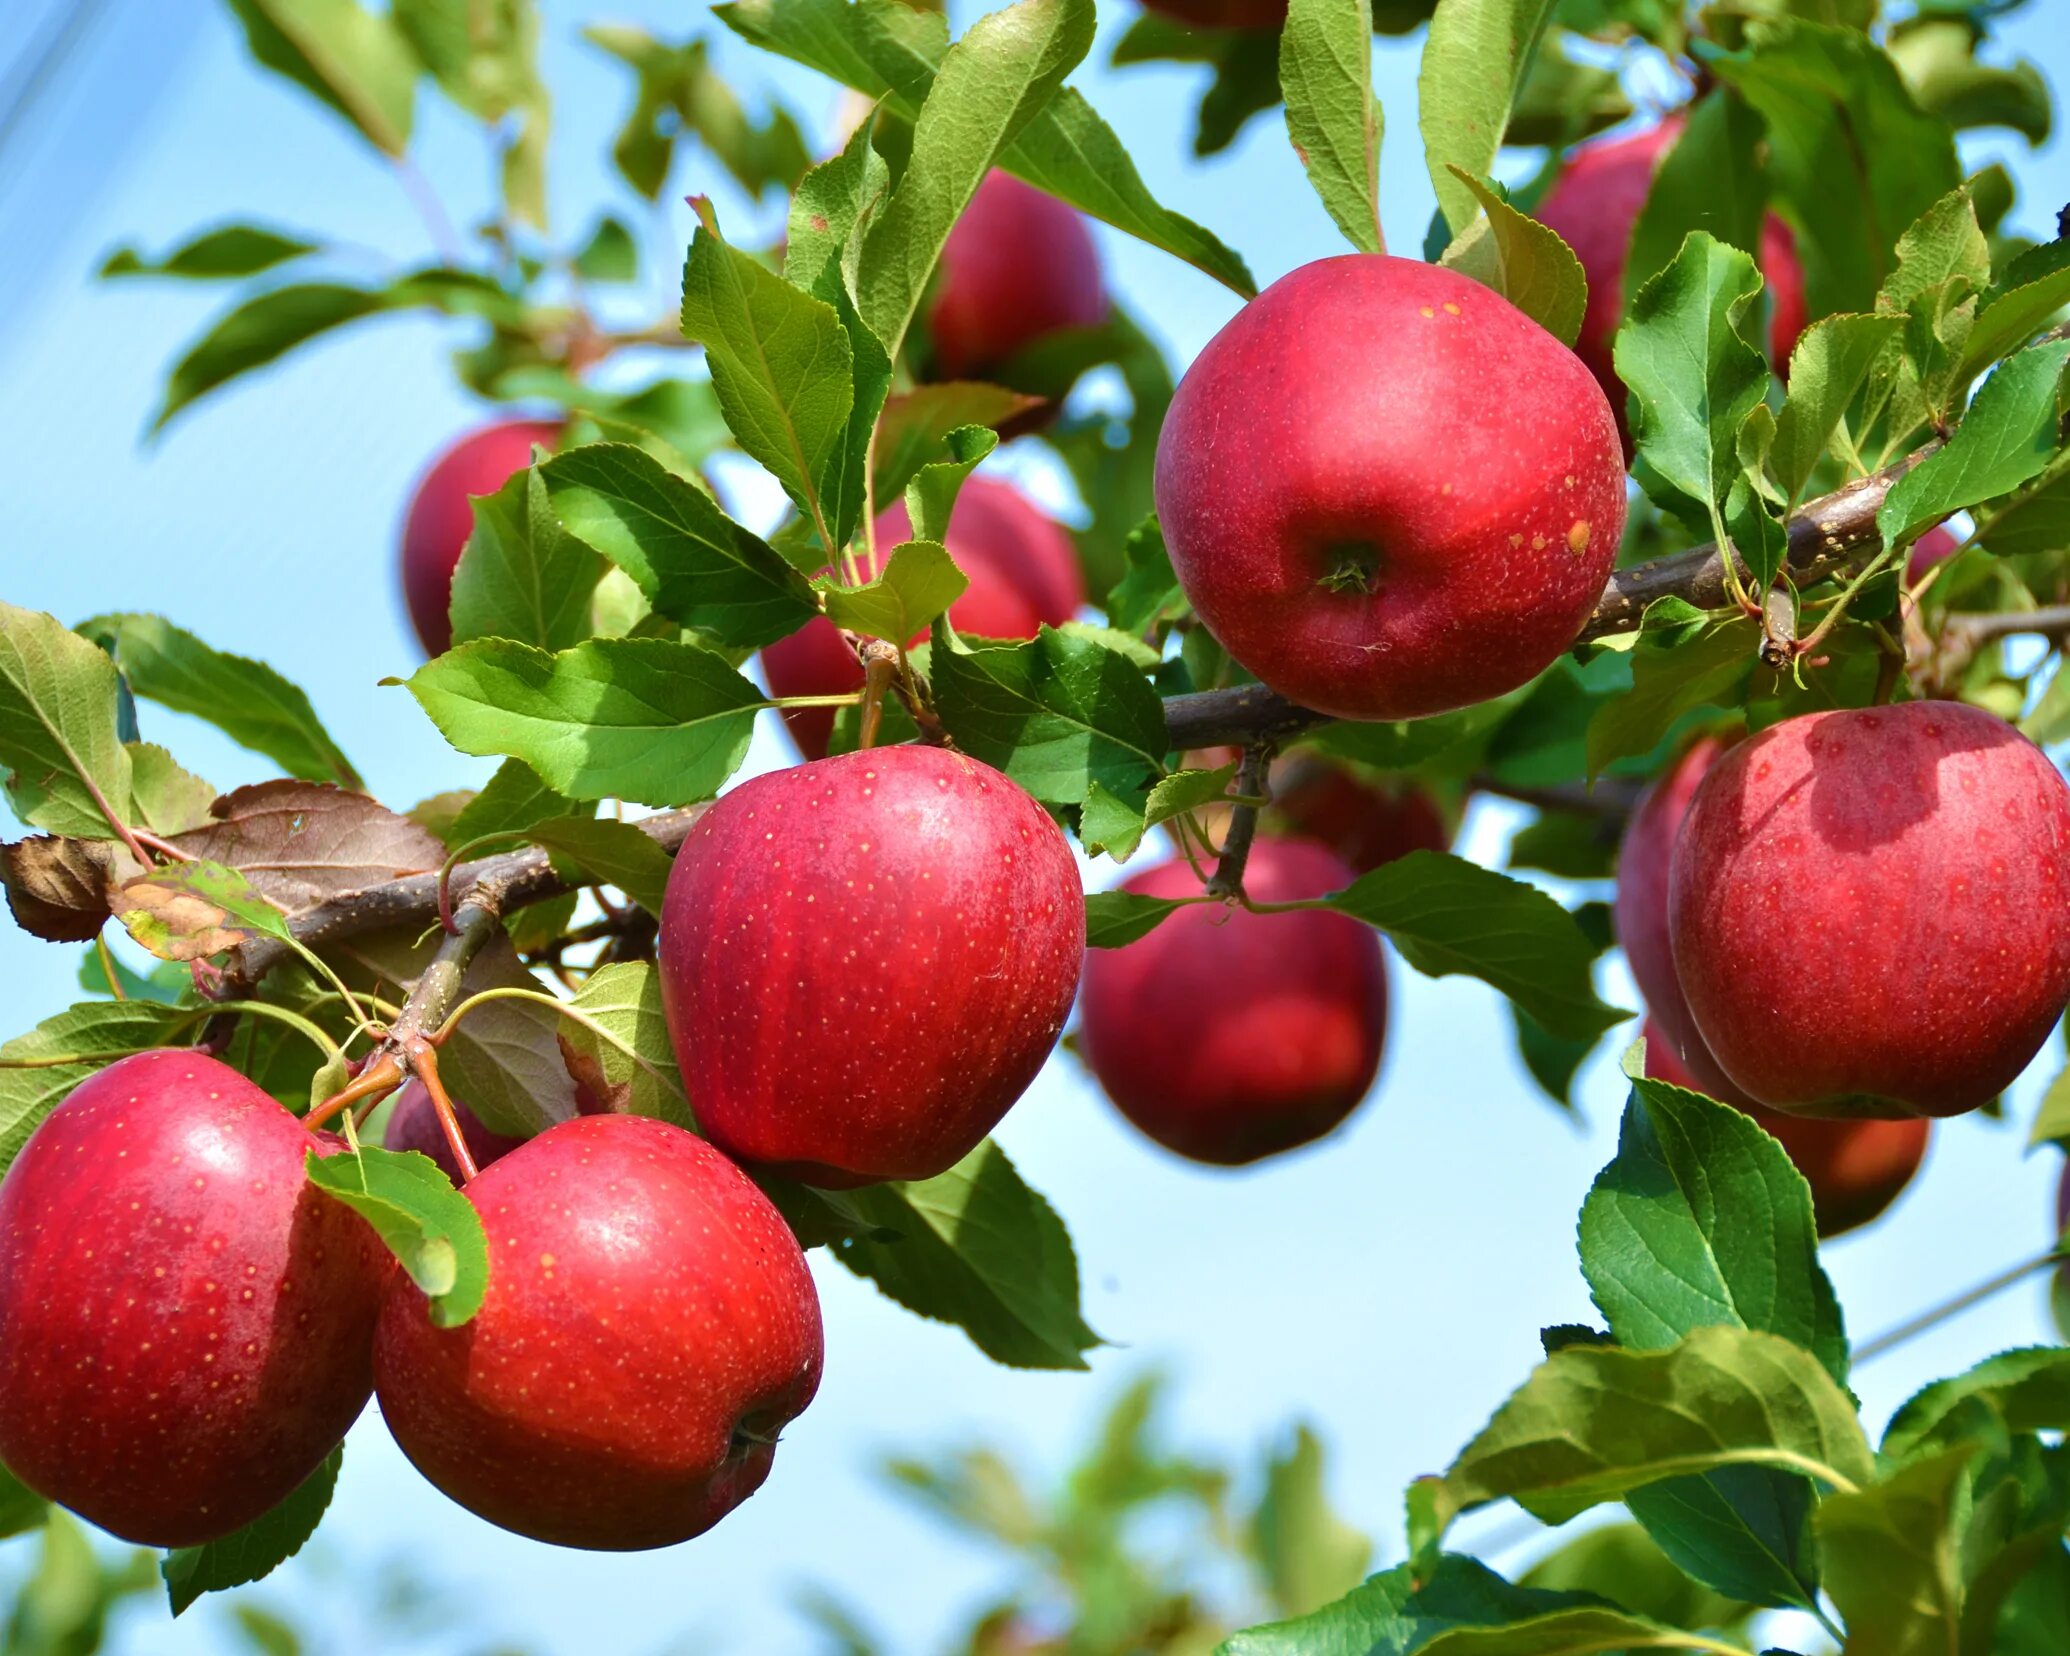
left=1163, top=448, right=1937, bottom=750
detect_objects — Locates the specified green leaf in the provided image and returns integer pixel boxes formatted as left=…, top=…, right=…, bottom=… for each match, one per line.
left=1223, top=1555, right=1596, bottom=1656
left=1884, top=1348, right=2070, bottom=1463
left=1320, top=851, right=1624, bottom=1042
left=786, top=113, right=890, bottom=303
left=1251, top=1426, right=1374, bottom=1618
left=0, top=603, right=134, bottom=839
left=1771, top=312, right=1908, bottom=501
left=149, top=283, right=381, bottom=431
left=395, top=0, right=543, bottom=122
left=586, top=27, right=809, bottom=202
left=100, top=224, right=317, bottom=281
left=555, top=960, right=694, bottom=1126
left=540, top=443, right=817, bottom=648
left=77, top=945, right=190, bottom=1005
left=1585, top=618, right=1757, bottom=780
left=572, top=216, right=639, bottom=283
left=679, top=220, right=858, bottom=555
left=1623, top=88, right=1766, bottom=306
left=161, top=1445, right=339, bottom=1616
left=1518, top=1521, right=1748, bottom=1631
left=1279, top=0, right=1383, bottom=255
left=1437, top=170, right=1586, bottom=347
left=1145, top=762, right=1238, bottom=831
left=1084, top=888, right=1191, bottom=948
left=1614, top=232, right=1771, bottom=525
left=903, top=425, right=998, bottom=547
left=714, top=0, right=1254, bottom=297
left=0, top=1002, right=193, bottom=1175
left=1418, top=0, right=1559, bottom=237
left=1706, top=19, right=1960, bottom=318
left=858, top=0, right=1094, bottom=361
left=1814, top=1447, right=1974, bottom=1655
left=1103, top=515, right=1185, bottom=640
left=526, top=815, right=675, bottom=914
left=81, top=612, right=360, bottom=789
left=835, top=1139, right=1101, bottom=1369
left=1412, top=1606, right=1741, bottom=1655
left=1891, top=16, right=2051, bottom=145
left=115, top=859, right=293, bottom=961
left=223, top=0, right=419, bottom=155
left=125, top=743, right=218, bottom=836
left=1878, top=339, right=2070, bottom=549
left=1581, top=1074, right=1847, bottom=1373
left=1077, top=781, right=1147, bottom=863
left=447, top=757, right=574, bottom=847
left=1962, top=241, right=2070, bottom=382
left=931, top=623, right=1168, bottom=806
left=1623, top=1467, right=1819, bottom=1613
left=403, top=637, right=763, bottom=805
left=0, top=1460, right=46, bottom=1539
left=449, top=464, right=606, bottom=653
left=873, top=385, right=1042, bottom=505
left=819, top=540, right=968, bottom=642
left=305, top=1144, right=489, bottom=1327
left=1428, top=1325, right=1875, bottom=1536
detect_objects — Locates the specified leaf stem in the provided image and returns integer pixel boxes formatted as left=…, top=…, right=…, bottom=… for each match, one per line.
left=405, top=1039, right=479, bottom=1183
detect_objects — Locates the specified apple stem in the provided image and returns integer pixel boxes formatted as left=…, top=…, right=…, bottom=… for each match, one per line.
left=407, top=1040, right=480, bottom=1184
left=307, top=1051, right=405, bottom=1133
left=1205, top=745, right=1273, bottom=900
left=857, top=648, right=897, bottom=750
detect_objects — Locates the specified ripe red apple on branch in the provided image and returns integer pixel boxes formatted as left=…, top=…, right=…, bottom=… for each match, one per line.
left=399, top=419, right=561, bottom=656
left=375, top=1115, right=822, bottom=1551
left=0, top=1051, right=391, bottom=1546
left=1670, top=701, right=2070, bottom=1118
left=1154, top=256, right=1625, bottom=722
left=1080, top=839, right=1386, bottom=1165
left=658, top=746, right=1085, bottom=1186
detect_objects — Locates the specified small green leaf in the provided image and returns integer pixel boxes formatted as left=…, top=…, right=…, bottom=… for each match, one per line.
left=1418, top=0, right=1559, bottom=237
left=448, top=758, right=576, bottom=847
left=403, top=637, right=763, bottom=805
left=162, top=1444, right=339, bottom=1615
left=1144, top=763, right=1238, bottom=831
left=1104, top=515, right=1185, bottom=637
left=1963, top=241, right=2070, bottom=381
left=150, top=284, right=384, bottom=431
left=874, top=385, right=1042, bottom=505
left=1279, top=0, right=1383, bottom=256
left=1320, top=851, right=1625, bottom=1042
left=1077, top=781, right=1147, bottom=863
left=223, top=0, right=419, bottom=155
left=820, top=541, right=968, bottom=644
left=1878, top=339, right=2070, bottom=548
left=1814, top=1447, right=1974, bottom=1654
left=1585, top=618, right=1757, bottom=780
left=0, top=602, right=134, bottom=839
left=1771, top=312, right=1908, bottom=501
left=1624, top=1467, right=1819, bottom=1613
left=785, top=113, right=890, bottom=303
left=1251, top=1426, right=1373, bottom=1617
left=0, top=1003, right=196, bottom=1175
left=450, top=465, right=606, bottom=653
left=556, top=961, right=693, bottom=1126
left=572, top=216, right=639, bottom=283
left=1615, top=232, right=1771, bottom=526
left=1223, top=1555, right=1596, bottom=1656
left=904, top=425, right=998, bottom=547
left=932, top=623, right=1168, bottom=806
left=541, top=443, right=817, bottom=648
left=1429, top=1325, right=1875, bottom=1537
left=0, top=1460, right=45, bottom=1539
left=125, top=743, right=217, bottom=835
left=1438, top=170, right=1586, bottom=346
left=1084, top=888, right=1190, bottom=947
left=526, top=815, right=675, bottom=913
left=1884, top=1348, right=2070, bottom=1463
left=834, top=1139, right=1101, bottom=1370
left=80, top=612, right=360, bottom=789
left=715, top=0, right=1253, bottom=296
left=100, top=225, right=317, bottom=281
left=305, top=1144, right=489, bottom=1326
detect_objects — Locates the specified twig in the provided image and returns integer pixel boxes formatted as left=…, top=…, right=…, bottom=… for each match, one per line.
left=1940, top=603, right=2070, bottom=654
left=1204, top=745, right=1272, bottom=898
left=1852, top=1249, right=2063, bottom=1365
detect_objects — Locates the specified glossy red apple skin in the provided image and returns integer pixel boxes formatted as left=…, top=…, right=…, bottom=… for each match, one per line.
left=659, top=747, right=1085, bottom=1186
left=1154, top=255, right=1624, bottom=722
left=1906, top=525, right=1961, bottom=585
left=0, top=1050, right=390, bottom=1546
left=762, top=479, right=1077, bottom=760
left=926, top=172, right=1106, bottom=383
left=400, top=419, right=561, bottom=656
left=382, top=1080, right=525, bottom=1183
left=1670, top=701, right=2070, bottom=1118
left=1535, top=119, right=1808, bottom=448
left=1615, top=734, right=1747, bottom=1102
left=1644, top=1022, right=1929, bottom=1238
left=1080, top=839, right=1386, bottom=1165
left=374, top=1115, right=821, bottom=1551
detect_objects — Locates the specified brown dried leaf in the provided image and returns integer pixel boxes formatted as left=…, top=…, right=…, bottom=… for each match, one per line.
left=0, top=836, right=133, bottom=942
left=169, top=780, right=445, bottom=913
left=113, top=878, right=247, bottom=961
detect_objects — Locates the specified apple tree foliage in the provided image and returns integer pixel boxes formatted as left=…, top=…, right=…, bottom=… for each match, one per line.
left=3, top=0, right=2070, bottom=1645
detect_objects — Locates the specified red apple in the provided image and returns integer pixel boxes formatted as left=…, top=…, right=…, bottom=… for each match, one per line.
left=399, top=419, right=561, bottom=656
left=1670, top=700, right=2070, bottom=1117
left=1136, top=0, right=1287, bottom=23
left=1615, top=734, right=1746, bottom=1102
left=1153, top=255, right=1624, bottom=722
left=374, top=1115, right=821, bottom=1550
left=1079, top=839, right=1386, bottom=1165
left=1644, top=1021, right=1929, bottom=1238
left=925, top=172, right=1106, bottom=385
left=1270, top=757, right=1450, bottom=873
left=1906, top=524, right=1961, bottom=585
left=1535, top=118, right=1809, bottom=448
left=658, top=746, right=1084, bottom=1185
left=0, top=1050, right=390, bottom=1546
left=382, top=1079, right=525, bottom=1183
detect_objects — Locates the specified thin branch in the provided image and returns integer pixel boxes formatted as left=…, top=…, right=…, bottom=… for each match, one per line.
left=1204, top=744, right=1272, bottom=898
left=1941, top=602, right=2070, bottom=653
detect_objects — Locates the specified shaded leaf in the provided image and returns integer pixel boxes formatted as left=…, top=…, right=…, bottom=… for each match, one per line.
left=161, top=1446, right=339, bottom=1615
left=305, top=1145, right=488, bottom=1326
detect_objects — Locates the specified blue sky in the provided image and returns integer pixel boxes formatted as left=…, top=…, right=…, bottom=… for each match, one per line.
left=3, top=2, right=2070, bottom=1651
